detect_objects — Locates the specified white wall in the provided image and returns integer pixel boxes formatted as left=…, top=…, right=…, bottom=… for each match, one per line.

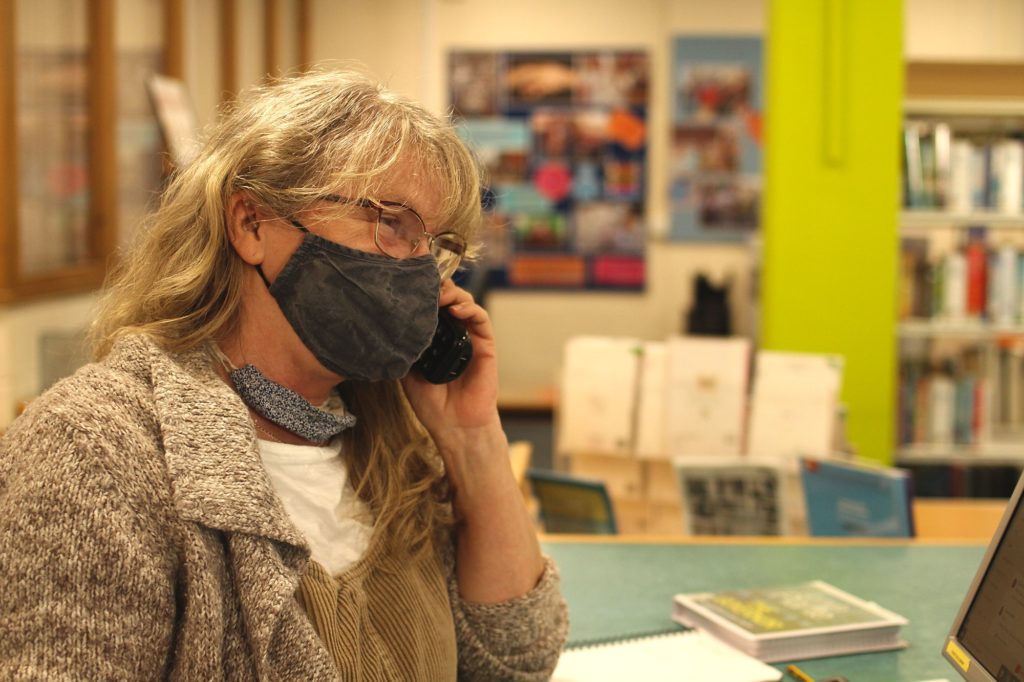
left=905, top=0, right=1024, bottom=62
left=0, top=294, right=98, bottom=427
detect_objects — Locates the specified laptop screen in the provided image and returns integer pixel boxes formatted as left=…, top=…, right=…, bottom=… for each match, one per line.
left=944, top=473, right=1024, bottom=681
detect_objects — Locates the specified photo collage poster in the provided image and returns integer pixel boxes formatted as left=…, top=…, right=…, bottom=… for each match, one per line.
left=670, top=36, right=763, bottom=241
left=448, top=50, right=649, bottom=290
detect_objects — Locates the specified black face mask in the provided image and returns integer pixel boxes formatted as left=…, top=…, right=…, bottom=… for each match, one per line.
left=263, top=232, right=440, bottom=382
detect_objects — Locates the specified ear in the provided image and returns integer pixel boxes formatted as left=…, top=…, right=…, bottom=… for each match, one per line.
left=226, top=192, right=267, bottom=266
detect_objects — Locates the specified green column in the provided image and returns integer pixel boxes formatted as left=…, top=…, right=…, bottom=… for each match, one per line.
left=761, top=0, right=903, bottom=462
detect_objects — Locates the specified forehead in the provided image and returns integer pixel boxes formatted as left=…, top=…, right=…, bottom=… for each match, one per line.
left=367, top=155, right=445, bottom=226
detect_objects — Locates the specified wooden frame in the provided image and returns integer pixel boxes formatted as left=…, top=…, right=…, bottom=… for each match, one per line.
left=164, top=0, right=184, bottom=78
left=219, top=0, right=310, bottom=102
left=0, top=0, right=311, bottom=302
left=264, top=0, right=279, bottom=78
left=0, top=1, right=14, bottom=300
left=0, top=0, right=117, bottom=303
left=263, top=0, right=312, bottom=77
left=297, top=0, right=310, bottom=70
left=220, top=0, right=238, bottom=98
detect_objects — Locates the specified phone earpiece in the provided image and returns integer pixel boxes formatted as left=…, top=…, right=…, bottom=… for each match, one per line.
left=412, top=307, right=473, bottom=384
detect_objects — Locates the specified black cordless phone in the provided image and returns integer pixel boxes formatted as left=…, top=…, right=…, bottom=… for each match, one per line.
left=413, top=306, right=473, bottom=384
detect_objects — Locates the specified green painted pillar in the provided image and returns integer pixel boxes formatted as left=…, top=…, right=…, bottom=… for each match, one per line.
left=761, top=0, right=903, bottom=462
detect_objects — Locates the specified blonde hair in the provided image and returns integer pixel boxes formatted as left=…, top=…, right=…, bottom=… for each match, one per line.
left=91, top=68, right=485, bottom=557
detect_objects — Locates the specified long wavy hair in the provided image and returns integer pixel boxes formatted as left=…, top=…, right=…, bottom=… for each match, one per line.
left=90, top=68, right=484, bottom=559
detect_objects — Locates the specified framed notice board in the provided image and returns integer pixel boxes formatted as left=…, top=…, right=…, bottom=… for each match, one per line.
left=449, top=50, right=649, bottom=290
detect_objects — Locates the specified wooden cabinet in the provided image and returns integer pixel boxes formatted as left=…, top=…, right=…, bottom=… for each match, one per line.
left=0, top=0, right=117, bottom=301
left=0, top=0, right=311, bottom=304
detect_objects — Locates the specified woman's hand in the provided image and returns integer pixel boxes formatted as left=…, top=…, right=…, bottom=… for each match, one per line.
left=403, top=281, right=544, bottom=604
left=401, top=280, right=503, bottom=461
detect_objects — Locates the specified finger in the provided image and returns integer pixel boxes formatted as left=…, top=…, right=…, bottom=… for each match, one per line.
left=446, top=300, right=494, bottom=340
left=439, top=282, right=474, bottom=308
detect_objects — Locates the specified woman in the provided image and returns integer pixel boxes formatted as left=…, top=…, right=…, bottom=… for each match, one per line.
left=0, top=70, right=568, bottom=680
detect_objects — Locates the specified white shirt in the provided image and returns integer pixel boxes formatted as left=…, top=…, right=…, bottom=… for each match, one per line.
left=257, top=438, right=373, bottom=576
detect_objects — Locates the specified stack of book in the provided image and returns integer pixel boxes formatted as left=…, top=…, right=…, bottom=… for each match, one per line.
left=672, top=580, right=908, bottom=662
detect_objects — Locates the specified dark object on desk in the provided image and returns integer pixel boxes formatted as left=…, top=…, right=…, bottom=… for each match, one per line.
left=942, top=469, right=1024, bottom=682
left=412, top=307, right=473, bottom=384
left=684, top=273, right=732, bottom=336
left=526, top=469, right=617, bottom=534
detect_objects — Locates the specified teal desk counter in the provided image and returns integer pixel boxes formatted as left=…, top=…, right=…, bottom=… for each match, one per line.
left=543, top=537, right=987, bottom=682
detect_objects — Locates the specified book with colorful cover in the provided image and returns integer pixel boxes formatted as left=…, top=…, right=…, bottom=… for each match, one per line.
left=799, top=457, right=915, bottom=538
left=671, top=580, right=908, bottom=662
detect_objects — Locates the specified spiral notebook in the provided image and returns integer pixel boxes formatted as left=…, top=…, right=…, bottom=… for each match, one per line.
left=552, top=629, right=782, bottom=682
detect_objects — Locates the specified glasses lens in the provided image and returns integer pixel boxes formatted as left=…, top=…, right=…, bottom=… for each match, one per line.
left=375, top=204, right=426, bottom=258
left=430, top=233, right=466, bottom=279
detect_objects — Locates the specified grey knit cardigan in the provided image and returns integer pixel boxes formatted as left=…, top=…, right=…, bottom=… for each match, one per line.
left=0, top=335, right=568, bottom=680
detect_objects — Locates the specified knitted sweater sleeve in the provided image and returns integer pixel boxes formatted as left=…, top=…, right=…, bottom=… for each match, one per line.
left=448, top=549, right=569, bottom=681
left=0, top=418, right=176, bottom=680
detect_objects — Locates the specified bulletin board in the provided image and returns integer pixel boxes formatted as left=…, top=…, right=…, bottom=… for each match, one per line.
left=449, top=50, right=649, bottom=290
left=669, top=36, right=763, bottom=242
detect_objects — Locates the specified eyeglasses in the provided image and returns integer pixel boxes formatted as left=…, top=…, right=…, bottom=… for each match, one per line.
left=312, top=194, right=466, bottom=280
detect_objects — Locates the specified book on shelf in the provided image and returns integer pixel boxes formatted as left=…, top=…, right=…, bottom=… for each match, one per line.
left=899, top=236, right=934, bottom=320
left=897, top=346, right=995, bottom=449
left=943, top=246, right=968, bottom=319
left=999, top=336, right=1024, bottom=427
left=900, top=228, right=1024, bottom=329
left=902, top=119, right=1024, bottom=214
left=671, top=580, right=908, bottom=663
left=965, top=230, right=988, bottom=316
left=989, top=243, right=1019, bottom=325
left=552, top=629, right=782, bottom=682
left=903, top=121, right=927, bottom=208
left=799, top=457, right=915, bottom=538
left=994, top=138, right=1024, bottom=214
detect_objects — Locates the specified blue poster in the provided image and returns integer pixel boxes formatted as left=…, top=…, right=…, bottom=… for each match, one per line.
left=670, top=36, right=764, bottom=242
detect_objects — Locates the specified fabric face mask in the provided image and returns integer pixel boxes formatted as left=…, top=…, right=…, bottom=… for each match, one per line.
left=264, top=232, right=441, bottom=382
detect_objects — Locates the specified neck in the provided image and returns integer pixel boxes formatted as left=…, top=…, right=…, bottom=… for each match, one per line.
left=220, top=292, right=342, bottom=405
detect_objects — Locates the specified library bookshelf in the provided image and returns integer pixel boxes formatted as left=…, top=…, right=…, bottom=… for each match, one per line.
left=897, top=96, right=1024, bottom=496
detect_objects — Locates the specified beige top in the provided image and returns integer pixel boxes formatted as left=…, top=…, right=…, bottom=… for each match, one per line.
left=296, top=551, right=457, bottom=680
